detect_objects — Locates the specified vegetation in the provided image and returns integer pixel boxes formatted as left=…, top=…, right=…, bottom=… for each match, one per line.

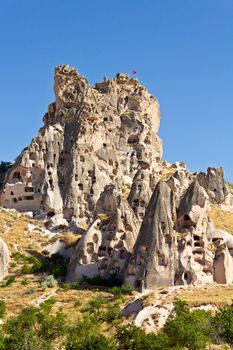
left=1, top=294, right=233, bottom=349
left=0, top=161, right=12, bottom=174
left=108, top=284, right=133, bottom=298
left=2, top=210, right=233, bottom=349
left=80, top=273, right=122, bottom=287
left=0, top=300, right=6, bottom=319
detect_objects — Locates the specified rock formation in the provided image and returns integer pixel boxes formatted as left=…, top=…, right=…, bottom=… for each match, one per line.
left=1, top=64, right=233, bottom=291
left=125, top=181, right=176, bottom=290
left=0, top=65, right=162, bottom=228
left=0, top=238, right=9, bottom=280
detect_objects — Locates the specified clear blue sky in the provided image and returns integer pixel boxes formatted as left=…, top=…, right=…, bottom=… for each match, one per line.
left=0, top=0, right=233, bottom=181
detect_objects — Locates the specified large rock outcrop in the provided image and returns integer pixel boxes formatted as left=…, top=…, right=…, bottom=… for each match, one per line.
left=1, top=64, right=233, bottom=291
left=125, top=181, right=176, bottom=290
left=0, top=65, right=162, bottom=228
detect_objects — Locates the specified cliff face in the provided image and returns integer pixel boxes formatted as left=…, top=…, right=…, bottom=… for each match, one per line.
left=0, top=65, right=162, bottom=227
left=1, top=64, right=233, bottom=291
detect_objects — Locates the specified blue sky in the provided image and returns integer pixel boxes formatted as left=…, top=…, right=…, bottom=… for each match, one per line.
left=0, top=0, right=233, bottom=180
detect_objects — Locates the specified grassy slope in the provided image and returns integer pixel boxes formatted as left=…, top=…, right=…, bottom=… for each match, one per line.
left=209, top=205, right=233, bottom=234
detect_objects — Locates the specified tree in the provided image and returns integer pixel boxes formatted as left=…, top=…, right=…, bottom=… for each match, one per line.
left=212, top=302, right=233, bottom=344
left=163, top=300, right=211, bottom=350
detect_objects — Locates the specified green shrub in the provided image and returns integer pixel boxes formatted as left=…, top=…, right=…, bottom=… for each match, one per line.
left=2, top=302, right=65, bottom=349
left=21, top=264, right=32, bottom=274
left=67, top=333, right=117, bottom=350
left=163, top=300, right=211, bottom=350
left=38, top=310, right=68, bottom=341
left=21, top=278, right=30, bottom=286
left=80, top=273, right=121, bottom=287
left=72, top=281, right=79, bottom=289
left=4, top=275, right=15, bottom=287
left=102, top=303, right=120, bottom=323
left=0, top=300, right=6, bottom=319
left=109, top=284, right=133, bottom=298
left=63, top=282, right=71, bottom=290
left=0, top=161, right=12, bottom=174
left=212, top=302, right=233, bottom=344
left=116, top=323, right=169, bottom=350
left=74, top=299, right=81, bottom=308
left=25, top=287, right=36, bottom=295
left=88, top=297, right=107, bottom=317
left=65, top=316, right=116, bottom=350
left=40, top=297, right=56, bottom=314
left=3, top=307, right=51, bottom=350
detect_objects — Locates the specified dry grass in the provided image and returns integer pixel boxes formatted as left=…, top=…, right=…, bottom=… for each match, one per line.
left=142, top=292, right=157, bottom=307
left=0, top=273, right=50, bottom=318
left=47, top=231, right=82, bottom=248
left=97, top=213, right=111, bottom=221
left=52, top=288, right=111, bottom=321
left=158, top=166, right=176, bottom=181
left=76, top=224, right=88, bottom=231
left=0, top=210, right=47, bottom=254
left=0, top=208, right=132, bottom=337
left=209, top=205, right=233, bottom=234
left=123, top=185, right=131, bottom=199
left=169, top=285, right=233, bottom=307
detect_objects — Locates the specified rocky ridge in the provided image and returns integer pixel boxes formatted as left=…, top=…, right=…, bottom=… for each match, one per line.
left=0, top=64, right=233, bottom=291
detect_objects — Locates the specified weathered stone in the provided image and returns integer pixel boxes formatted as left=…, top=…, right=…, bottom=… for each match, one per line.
left=125, top=181, right=177, bottom=290
left=0, top=239, right=9, bottom=280
left=0, top=65, right=162, bottom=229
left=197, top=167, right=228, bottom=204
left=1, top=64, right=232, bottom=290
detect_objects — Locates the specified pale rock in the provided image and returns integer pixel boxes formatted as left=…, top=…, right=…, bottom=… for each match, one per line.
left=0, top=239, right=9, bottom=280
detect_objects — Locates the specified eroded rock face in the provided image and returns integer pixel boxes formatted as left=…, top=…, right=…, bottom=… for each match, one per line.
left=68, top=185, right=139, bottom=281
left=0, top=239, right=9, bottom=280
left=0, top=65, right=162, bottom=227
left=125, top=181, right=176, bottom=290
left=1, top=64, right=233, bottom=290
left=175, top=181, right=213, bottom=286
left=197, top=167, right=228, bottom=204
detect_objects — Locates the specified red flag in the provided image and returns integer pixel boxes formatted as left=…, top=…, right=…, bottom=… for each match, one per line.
left=132, top=70, right=137, bottom=75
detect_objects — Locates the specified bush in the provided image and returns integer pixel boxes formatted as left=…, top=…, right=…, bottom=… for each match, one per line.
left=3, top=307, right=51, bottom=350
left=40, top=297, right=56, bottom=314
left=41, top=275, right=58, bottom=289
left=70, top=333, right=117, bottom=350
left=109, top=284, right=133, bottom=298
left=102, top=303, right=120, bottom=323
left=74, top=299, right=81, bottom=308
left=4, top=275, right=15, bottom=287
left=72, top=281, right=79, bottom=289
left=116, top=323, right=170, bottom=350
left=21, top=278, right=30, bottom=286
left=0, top=300, right=6, bottom=319
left=38, top=310, right=68, bottom=341
left=212, top=303, right=233, bottom=344
left=3, top=301, right=66, bottom=349
left=65, top=316, right=116, bottom=350
left=63, top=282, right=71, bottom=290
left=88, top=297, right=107, bottom=317
left=0, top=161, right=12, bottom=174
left=25, top=287, right=36, bottom=295
left=163, top=299, right=211, bottom=350
left=80, top=273, right=121, bottom=287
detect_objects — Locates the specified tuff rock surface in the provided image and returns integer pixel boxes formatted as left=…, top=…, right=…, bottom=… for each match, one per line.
left=0, top=238, right=9, bottom=280
left=1, top=64, right=233, bottom=290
